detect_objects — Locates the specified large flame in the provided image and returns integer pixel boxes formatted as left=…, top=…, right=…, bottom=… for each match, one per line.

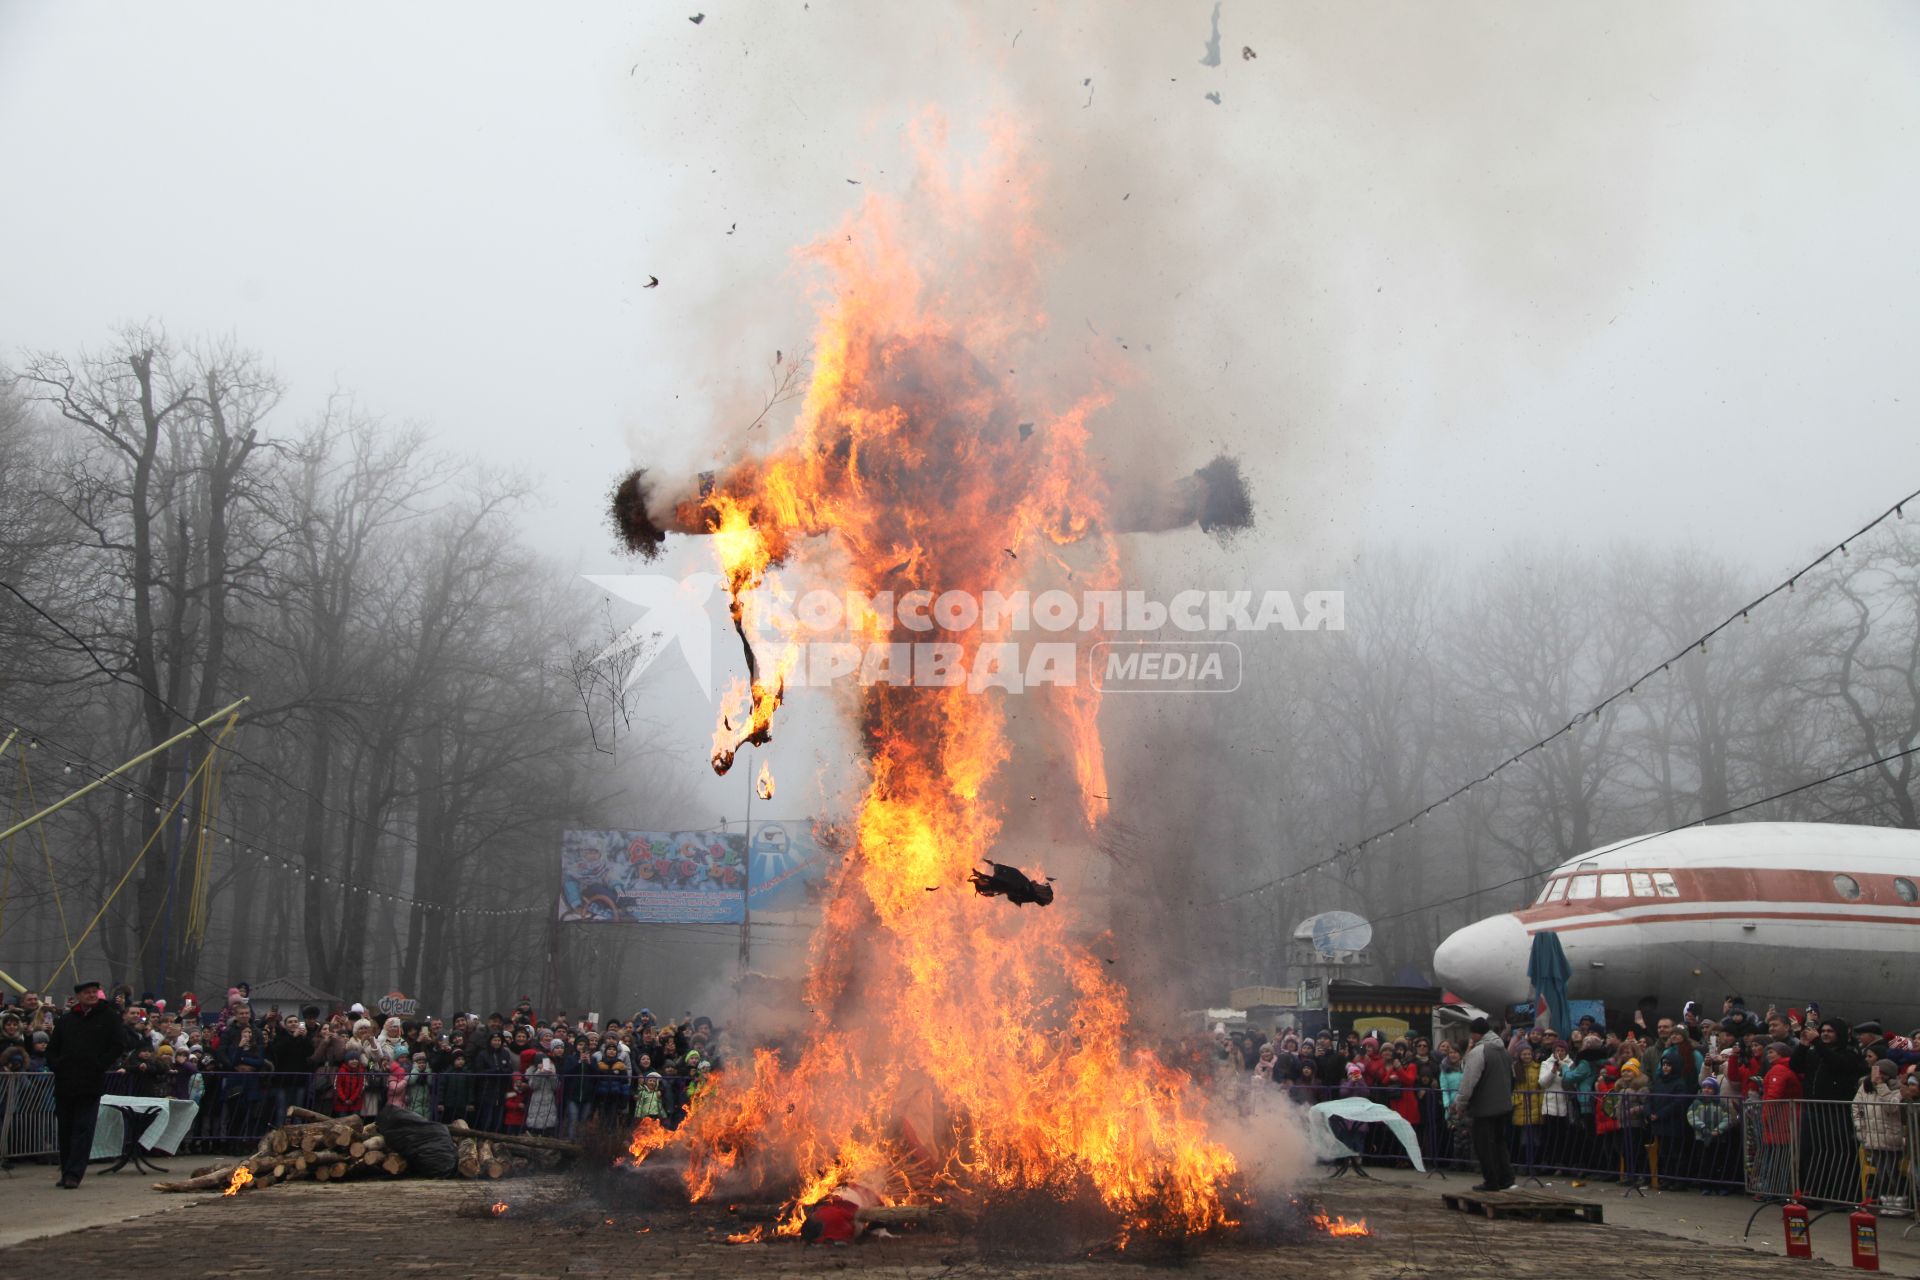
left=633, top=118, right=1233, bottom=1236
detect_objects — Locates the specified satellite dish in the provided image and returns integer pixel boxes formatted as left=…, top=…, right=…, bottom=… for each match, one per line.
left=1294, top=910, right=1373, bottom=956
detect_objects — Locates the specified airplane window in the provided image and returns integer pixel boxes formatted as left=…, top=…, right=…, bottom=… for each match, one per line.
left=1535, top=882, right=1554, bottom=904
left=1833, top=874, right=1861, bottom=900
left=1546, top=878, right=1568, bottom=902
left=1629, top=872, right=1655, bottom=897
left=1897, top=878, right=1918, bottom=904
left=1567, top=875, right=1598, bottom=901
left=1652, top=872, right=1680, bottom=898
left=1598, top=872, right=1629, bottom=899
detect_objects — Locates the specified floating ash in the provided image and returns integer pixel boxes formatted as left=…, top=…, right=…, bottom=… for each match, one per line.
left=618, top=124, right=1260, bottom=1242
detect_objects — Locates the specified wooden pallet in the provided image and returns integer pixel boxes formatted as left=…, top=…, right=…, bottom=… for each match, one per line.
left=1440, top=1188, right=1605, bottom=1224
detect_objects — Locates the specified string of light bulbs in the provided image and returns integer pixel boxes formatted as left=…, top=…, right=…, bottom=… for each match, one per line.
left=1201, top=480, right=1920, bottom=910
left=1, top=724, right=544, bottom=920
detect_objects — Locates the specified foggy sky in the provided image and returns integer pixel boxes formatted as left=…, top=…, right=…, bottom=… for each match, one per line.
left=4, top=1, right=1919, bottom=822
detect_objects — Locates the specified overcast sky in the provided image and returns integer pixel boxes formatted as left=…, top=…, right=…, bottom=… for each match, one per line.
left=5, top=1, right=1918, bottom=819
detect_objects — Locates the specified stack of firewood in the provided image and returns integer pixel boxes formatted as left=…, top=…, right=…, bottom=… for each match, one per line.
left=154, top=1106, right=582, bottom=1193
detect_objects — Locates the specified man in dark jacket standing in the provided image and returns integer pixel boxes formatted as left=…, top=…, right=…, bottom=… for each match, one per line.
left=1450, top=1016, right=1515, bottom=1192
left=1792, top=1016, right=1867, bottom=1202
left=46, top=980, right=132, bottom=1189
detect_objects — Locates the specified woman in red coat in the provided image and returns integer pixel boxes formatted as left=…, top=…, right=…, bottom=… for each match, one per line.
left=333, top=1048, right=366, bottom=1116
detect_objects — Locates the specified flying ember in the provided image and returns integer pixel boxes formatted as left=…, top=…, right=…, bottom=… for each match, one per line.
left=621, top=120, right=1237, bottom=1237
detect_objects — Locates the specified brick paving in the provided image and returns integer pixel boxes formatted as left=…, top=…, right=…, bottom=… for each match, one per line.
left=0, top=1173, right=1862, bottom=1277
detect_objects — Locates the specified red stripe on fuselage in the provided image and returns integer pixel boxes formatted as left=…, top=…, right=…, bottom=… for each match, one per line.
left=1528, top=908, right=1920, bottom=934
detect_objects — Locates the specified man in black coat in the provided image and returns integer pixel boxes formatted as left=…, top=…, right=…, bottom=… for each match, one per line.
left=1791, top=1016, right=1868, bottom=1202
left=46, top=980, right=133, bottom=1188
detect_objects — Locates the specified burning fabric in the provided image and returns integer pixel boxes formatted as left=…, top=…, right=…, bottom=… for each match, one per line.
left=968, top=860, right=1054, bottom=907
left=617, top=123, right=1238, bottom=1239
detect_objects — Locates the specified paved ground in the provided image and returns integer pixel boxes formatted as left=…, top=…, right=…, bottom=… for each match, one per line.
left=2, top=1164, right=1912, bottom=1277
left=0, top=1159, right=209, bottom=1248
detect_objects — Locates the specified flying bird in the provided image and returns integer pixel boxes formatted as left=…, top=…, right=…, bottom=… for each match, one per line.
left=644, top=275, right=660, bottom=288
left=689, top=12, right=705, bottom=23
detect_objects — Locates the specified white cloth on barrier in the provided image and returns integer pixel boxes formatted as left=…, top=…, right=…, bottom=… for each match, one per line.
left=1307, top=1097, right=1426, bottom=1172
left=89, top=1095, right=200, bottom=1159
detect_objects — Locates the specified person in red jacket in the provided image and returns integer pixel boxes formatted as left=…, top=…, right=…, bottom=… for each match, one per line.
left=504, top=1049, right=536, bottom=1133
left=1593, top=1063, right=1622, bottom=1179
left=1758, top=1041, right=1803, bottom=1197
left=333, top=1048, right=366, bottom=1116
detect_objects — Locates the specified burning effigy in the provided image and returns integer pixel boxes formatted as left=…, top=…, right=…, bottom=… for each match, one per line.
left=612, top=122, right=1251, bottom=1244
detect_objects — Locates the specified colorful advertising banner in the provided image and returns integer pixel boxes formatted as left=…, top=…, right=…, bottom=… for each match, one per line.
left=557, top=823, right=830, bottom=923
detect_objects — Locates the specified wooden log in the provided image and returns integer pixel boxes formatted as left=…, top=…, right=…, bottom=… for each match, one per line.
left=270, top=1131, right=290, bottom=1155
left=382, top=1153, right=407, bottom=1175
left=456, top=1138, right=481, bottom=1178
left=447, top=1120, right=584, bottom=1157
left=348, top=1140, right=367, bottom=1157
left=482, top=1159, right=507, bottom=1179
left=287, top=1105, right=362, bottom=1125
left=358, top=1148, right=384, bottom=1167
left=362, top=1134, right=386, bottom=1152
left=328, top=1123, right=355, bottom=1147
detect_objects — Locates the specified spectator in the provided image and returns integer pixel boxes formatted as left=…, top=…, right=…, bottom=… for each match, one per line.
left=636, top=1070, right=665, bottom=1123
left=333, top=1047, right=367, bottom=1117
left=1852, top=1059, right=1905, bottom=1209
left=47, top=980, right=135, bottom=1189
left=1510, top=1044, right=1544, bottom=1173
left=593, top=1042, right=632, bottom=1127
left=1758, top=1041, right=1802, bottom=1197
left=526, top=1048, right=560, bottom=1137
left=1687, top=1076, right=1737, bottom=1193
left=406, top=1048, right=433, bottom=1115
left=440, top=1049, right=475, bottom=1125
left=1793, top=1018, right=1868, bottom=1201
left=1646, top=1052, right=1693, bottom=1184
left=386, top=1047, right=412, bottom=1108
left=472, top=1031, right=514, bottom=1131
left=1451, top=1016, right=1514, bottom=1193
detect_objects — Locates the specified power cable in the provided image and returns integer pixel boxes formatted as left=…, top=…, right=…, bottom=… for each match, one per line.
left=1200, top=481, right=1920, bottom=910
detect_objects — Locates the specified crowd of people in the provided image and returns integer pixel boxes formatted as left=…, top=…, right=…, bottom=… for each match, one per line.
left=1197, top=996, right=1920, bottom=1207
left=0, top=980, right=731, bottom=1185
left=9, top=981, right=1918, bottom=1206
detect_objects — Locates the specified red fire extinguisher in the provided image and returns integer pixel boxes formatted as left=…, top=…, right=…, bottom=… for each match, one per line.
left=1783, top=1194, right=1812, bottom=1259
left=1850, top=1203, right=1880, bottom=1270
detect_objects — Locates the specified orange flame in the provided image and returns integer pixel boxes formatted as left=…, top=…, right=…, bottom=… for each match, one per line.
left=756, top=760, right=776, bottom=800
left=1312, top=1212, right=1371, bottom=1237
left=489, top=1201, right=509, bottom=1217
left=223, top=1164, right=254, bottom=1196
left=725, top=1226, right=767, bottom=1244
left=636, top=118, right=1232, bottom=1237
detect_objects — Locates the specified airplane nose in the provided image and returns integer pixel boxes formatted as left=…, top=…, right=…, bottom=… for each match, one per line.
left=1433, top=913, right=1533, bottom=1009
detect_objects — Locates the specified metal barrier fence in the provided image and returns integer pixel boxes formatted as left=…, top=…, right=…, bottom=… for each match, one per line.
left=84, top=1069, right=696, bottom=1153
left=2, top=1072, right=58, bottom=1161
left=1289, top=1083, right=1915, bottom=1210
left=1740, top=1094, right=1917, bottom=1210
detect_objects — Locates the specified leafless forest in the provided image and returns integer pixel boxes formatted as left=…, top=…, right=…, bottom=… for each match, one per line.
left=4, top=329, right=1918, bottom=1011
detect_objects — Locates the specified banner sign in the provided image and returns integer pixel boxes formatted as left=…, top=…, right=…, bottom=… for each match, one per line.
left=557, top=823, right=832, bottom=924
left=377, top=990, right=418, bottom=1018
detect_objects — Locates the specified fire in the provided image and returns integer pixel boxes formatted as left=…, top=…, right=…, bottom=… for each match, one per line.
left=630, top=120, right=1234, bottom=1236
left=725, top=1227, right=767, bottom=1244
left=223, top=1164, right=254, bottom=1196
left=489, top=1201, right=509, bottom=1217
left=756, top=760, right=775, bottom=800
left=1312, top=1212, right=1372, bottom=1237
